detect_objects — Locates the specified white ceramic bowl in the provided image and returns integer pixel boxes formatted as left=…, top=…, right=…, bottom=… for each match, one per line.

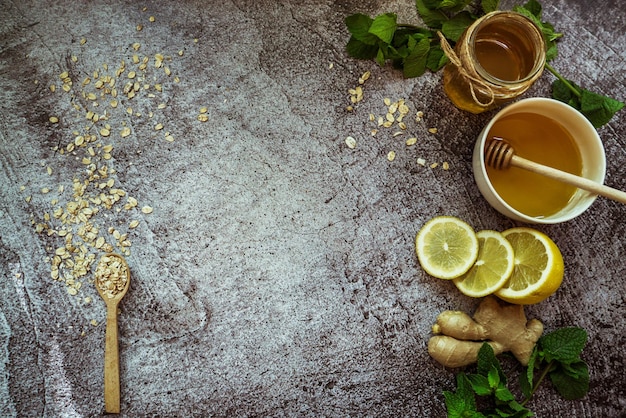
left=472, top=98, right=606, bottom=224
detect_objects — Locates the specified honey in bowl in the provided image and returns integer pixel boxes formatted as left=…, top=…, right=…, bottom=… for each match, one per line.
left=485, top=112, right=583, bottom=218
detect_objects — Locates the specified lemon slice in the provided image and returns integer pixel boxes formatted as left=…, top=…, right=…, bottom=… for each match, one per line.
left=495, top=227, right=564, bottom=305
left=416, top=216, right=479, bottom=280
left=453, top=230, right=514, bottom=297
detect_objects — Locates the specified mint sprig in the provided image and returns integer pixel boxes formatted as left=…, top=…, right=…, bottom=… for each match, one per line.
left=514, top=1, right=625, bottom=128
left=344, top=0, right=624, bottom=127
left=513, top=0, right=562, bottom=62
left=444, top=327, right=589, bottom=417
left=520, top=327, right=590, bottom=402
left=445, top=344, right=533, bottom=417
left=345, top=12, right=445, bottom=77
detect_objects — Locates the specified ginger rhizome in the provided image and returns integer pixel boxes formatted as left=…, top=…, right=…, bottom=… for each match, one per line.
left=428, top=296, right=544, bottom=368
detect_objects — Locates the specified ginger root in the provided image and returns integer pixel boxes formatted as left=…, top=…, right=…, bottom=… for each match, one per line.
left=428, top=296, right=543, bottom=368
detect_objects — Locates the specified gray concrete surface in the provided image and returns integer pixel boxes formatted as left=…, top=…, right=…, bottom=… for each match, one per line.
left=1, top=0, right=624, bottom=416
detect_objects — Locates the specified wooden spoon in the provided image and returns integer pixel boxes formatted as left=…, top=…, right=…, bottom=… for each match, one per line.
left=94, top=253, right=130, bottom=414
left=485, top=137, right=626, bottom=204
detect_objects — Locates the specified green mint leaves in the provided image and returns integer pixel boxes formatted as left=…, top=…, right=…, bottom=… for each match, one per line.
left=345, top=12, right=445, bottom=78
left=444, top=328, right=589, bottom=417
left=344, top=0, right=624, bottom=127
left=514, top=1, right=625, bottom=128
left=445, top=344, right=533, bottom=417
left=521, top=327, right=590, bottom=401
left=513, top=0, right=561, bottom=62
left=548, top=65, right=625, bottom=128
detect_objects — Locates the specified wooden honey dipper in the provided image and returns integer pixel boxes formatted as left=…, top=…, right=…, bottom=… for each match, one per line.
left=485, top=137, right=626, bottom=205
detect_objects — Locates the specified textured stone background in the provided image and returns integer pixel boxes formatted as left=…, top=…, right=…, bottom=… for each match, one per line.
left=1, top=0, right=624, bottom=416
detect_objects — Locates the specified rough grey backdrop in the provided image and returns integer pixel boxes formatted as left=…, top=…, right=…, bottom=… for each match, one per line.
left=1, top=0, right=624, bottom=416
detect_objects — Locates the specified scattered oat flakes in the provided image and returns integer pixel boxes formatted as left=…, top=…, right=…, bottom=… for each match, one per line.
left=345, top=136, right=357, bottom=149
left=428, top=127, right=438, bottom=134
left=358, top=70, right=370, bottom=84
left=406, top=137, right=417, bottom=146
left=49, top=116, right=59, bottom=123
left=387, top=151, right=396, bottom=161
left=141, top=205, right=153, bottom=214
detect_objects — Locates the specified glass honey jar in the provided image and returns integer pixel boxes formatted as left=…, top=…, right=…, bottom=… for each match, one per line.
left=440, top=11, right=546, bottom=113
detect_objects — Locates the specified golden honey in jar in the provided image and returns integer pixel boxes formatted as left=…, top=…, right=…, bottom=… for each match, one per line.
left=442, top=11, right=546, bottom=113
left=485, top=112, right=583, bottom=217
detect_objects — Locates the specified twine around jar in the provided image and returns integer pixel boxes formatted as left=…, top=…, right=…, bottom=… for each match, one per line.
left=437, top=31, right=496, bottom=108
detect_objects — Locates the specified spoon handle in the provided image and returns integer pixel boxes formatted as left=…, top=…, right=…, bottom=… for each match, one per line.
left=103, top=303, right=121, bottom=413
left=511, top=154, right=626, bottom=204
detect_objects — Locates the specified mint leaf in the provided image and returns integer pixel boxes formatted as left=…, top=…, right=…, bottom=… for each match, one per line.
left=422, top=0, right=443, bottom=9
left=550, top=75, right=624, bottom=128
left=520, top=0, right=542, bottom=17
left=551, top=78, right=581, bottom=106
left=416, top=0, right=448, bottom=28
left=518, top=373, right=532, bottom=401
left=441, top=11, right=474, bottom=42
left=481, top=0, right=499, bottom=13
left=376, top=48, right=386, bottom=66
left=519, top=346, right=538, bottom=399
left=476, top=343, right=502, bottom=380
left=426, top=44, right=449, bottom=71
left=545, top=43, right=559, bottom=62
left=539, top=327, right=587, bottom=363
left=496, top=400, right=533, bottom=418
left=487, top=365, right=501, bottom=389
left=513, top=2, right=562, bottom=62
left=444, top=373, right=481, bottom=417
left=345, top=14, right=378, bottom=44
left=467, top=374, right=492, bottom=396
left=403, top=36, right=431, bottom=77
left=345, top=37, right=379, bottom=59
left=494, top=383, right=515, bottom=402
left=549, top=360, right=590, bottom=400
left=580, top=89, right=626, bottom=128
left=369, top=13, right=397, bottom=44
left=439, top=0, right=472, bottom=13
